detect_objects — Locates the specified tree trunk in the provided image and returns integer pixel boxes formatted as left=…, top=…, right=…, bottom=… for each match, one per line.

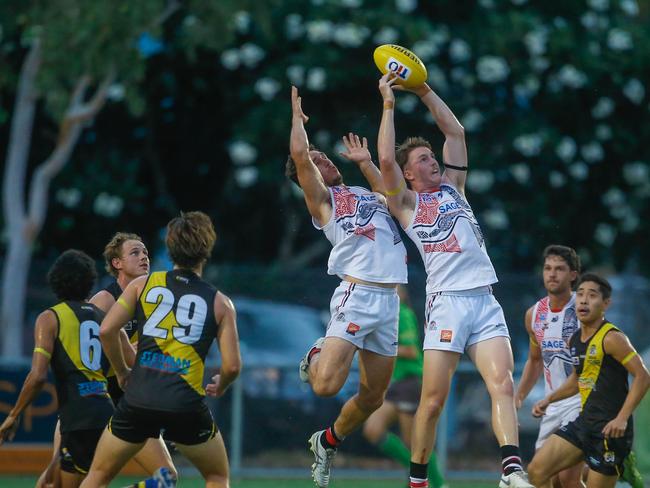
left=0, top=228, right=32, bottom=359
left=0, top=42, right=40, bottom=358
left=1, top=41, right=110, bottom=358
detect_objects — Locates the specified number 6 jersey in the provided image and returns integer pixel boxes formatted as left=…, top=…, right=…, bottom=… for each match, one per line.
left=125, top=269, right=218, bottom=412
left=50, top=301, right=114, bottom=433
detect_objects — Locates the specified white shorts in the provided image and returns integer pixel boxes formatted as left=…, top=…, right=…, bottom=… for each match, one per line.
left=423, top=286, right=510, bottom=353
left=535, top=395, right=581, bottom=450
left=326, top=281, right=399, bottom=357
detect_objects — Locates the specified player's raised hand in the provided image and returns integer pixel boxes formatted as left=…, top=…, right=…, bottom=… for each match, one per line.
left=378, top=73, right=399, bottom=102
left=340, top=133, right=372, bottom=165
left=602, top=416, right=627, bottom=438
left=0, top=415, right=19, bottom=444
left=532, top=398, right=549, bottom=418
left=291, top=86, right=309, bottom=124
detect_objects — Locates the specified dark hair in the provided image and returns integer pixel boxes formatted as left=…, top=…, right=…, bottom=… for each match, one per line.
left=47, top=250, right=98, bottom=301
left=577, top=272, right=612, bottom=300
left=285, top=144, right=318, bottom=186
left=395, top=136, right=433, bottom=171
left=543, top=244, right=581, bottom=287
left=166, top=211, right=216, bottom=269
left=103, top=232, right=143, bottom=277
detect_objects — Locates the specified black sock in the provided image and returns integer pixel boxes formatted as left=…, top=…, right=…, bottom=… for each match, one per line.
left=501, top=445, right=523, bottom=476
left=320, top=425, right=342, bottom=449
left=409, top=461, right=428, bottom=487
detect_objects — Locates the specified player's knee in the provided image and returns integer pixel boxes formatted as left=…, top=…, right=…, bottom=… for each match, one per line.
left=486, top=370, right=514, bottom=397
left=311, top=376, right=341, bottom=397
left=419, top=397, right=445, bottom=420
left=556, top=467, right=579, bottom=486
left=527, top=458, right=547, bottom=486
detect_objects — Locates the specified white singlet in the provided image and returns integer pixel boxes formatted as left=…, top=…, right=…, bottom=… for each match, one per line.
left=404, top=184, right=497, bottom=293
left=531, top=293, right=582, bottom=448
left=314, top=185, right=407, bottom=284
left=531, top=293, right=580, bottom=396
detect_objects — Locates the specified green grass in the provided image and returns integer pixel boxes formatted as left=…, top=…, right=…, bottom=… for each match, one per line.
left=0, top=476, right=496, bottom=488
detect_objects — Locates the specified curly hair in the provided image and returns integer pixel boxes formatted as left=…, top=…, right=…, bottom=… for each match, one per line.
left=166, top=211, right=217, bottom=269
left=47, top=250, right=98, bottom=301
left=103, top=232, right=143, bottom=277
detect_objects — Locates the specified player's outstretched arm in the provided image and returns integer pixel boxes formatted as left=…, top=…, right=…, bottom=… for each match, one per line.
left=208, top=292, right=242, bottom=397
left=515, top=307, right=544, bottom=409
left=377, top=73, right=415, bottom=227
left=339, top=132, right=385, bottom=194
left=0, top=310, right=56, bottom=444
left=289, top=86, right=332, bottom=225
left=413, top=83, right=467, bottom=193
left=601, top=331, right=650, bottom=438
left=100, top=276, right=146, bottom=388
left=532, top=370, right=579, bottom=417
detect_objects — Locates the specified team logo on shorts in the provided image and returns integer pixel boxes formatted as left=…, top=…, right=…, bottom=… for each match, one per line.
left=428, top=320, right=437, bottom=331
left=603, top=451, right=615, bottom=463
left=346, top=322, right=361, bottom=336
left=440, top=329, right=453, bottom=343
left=335, top=312, right=346, bottom=322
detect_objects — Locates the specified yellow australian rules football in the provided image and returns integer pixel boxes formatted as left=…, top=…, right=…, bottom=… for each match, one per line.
left=373, top=44, right=428, bottom=88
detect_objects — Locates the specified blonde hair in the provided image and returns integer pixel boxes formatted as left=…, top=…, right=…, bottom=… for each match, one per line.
left=103, top=232, right=143, bottom=277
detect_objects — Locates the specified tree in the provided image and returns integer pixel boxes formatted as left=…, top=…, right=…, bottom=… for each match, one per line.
left=0, top=0, right=262, bottom=357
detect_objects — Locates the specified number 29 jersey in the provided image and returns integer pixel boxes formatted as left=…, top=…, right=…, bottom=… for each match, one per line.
left=125, top=269, right=218, bottom=412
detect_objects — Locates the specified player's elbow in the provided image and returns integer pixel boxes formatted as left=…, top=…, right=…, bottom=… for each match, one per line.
left=640, top=368, right=650, bottom=393
left=378, top=154, right=396, bottom=168
left=99, top=324, right=113, bottom=342
left=29, top=370, right=48, bottom=388
left=445, top=125, right=465, bottom=140
left=223, top=359, right=242, bottom=379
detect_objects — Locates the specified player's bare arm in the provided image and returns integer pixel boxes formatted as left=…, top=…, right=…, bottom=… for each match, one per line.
left=289, top=86, right=332, bottom=226
left=207, top=291, right=242, bottom=398
left=89, top=289, right=116, bottom=313
left=601, top=331, right=650, bottom=438
left=377, top=73, right=416, bottom=227
left=90, top=290, right=136, bottom=367
left=413, top=82, right=468, bottom=194
left=515, top=306, right=543, bottom=409
left=100, top=275, right=146, bottom=387
left=0, top=310, right=57, bottom=444
left=340, top=132, right=386, bottom=195
left=532, top=370, right=579, bottom=417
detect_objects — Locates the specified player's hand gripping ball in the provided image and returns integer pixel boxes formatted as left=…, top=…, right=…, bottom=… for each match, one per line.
left=373, top=44, right=427, bottom=88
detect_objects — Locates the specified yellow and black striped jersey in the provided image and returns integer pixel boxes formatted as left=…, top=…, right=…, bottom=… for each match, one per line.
left=49, top=301, right=114, bottom=433
left=124, top=270, right=218, bottom=412
left=570, top=321, right=632, bottom=430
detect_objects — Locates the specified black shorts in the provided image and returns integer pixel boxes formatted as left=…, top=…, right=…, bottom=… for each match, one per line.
left=59, top=429, right=104, bottom=474
left=109, top=399, right=218, bottom=445
left=107, top=376, right=123, bottom=406
left=555, top=414, right=633, bottom=476
left=385, top=376, right=421, bottom=414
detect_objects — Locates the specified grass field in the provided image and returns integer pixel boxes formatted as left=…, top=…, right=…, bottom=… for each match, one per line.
left=0, top=476, right=496, bottom=488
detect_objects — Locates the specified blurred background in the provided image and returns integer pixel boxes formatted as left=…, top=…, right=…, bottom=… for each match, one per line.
left=1, top=0, right=649, bottom=485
